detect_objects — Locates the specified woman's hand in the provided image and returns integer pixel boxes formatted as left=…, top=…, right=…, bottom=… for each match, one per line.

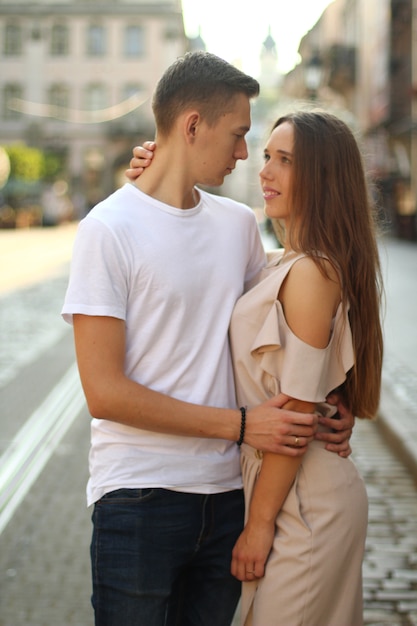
left=231, top=520, right=274, bottom=582
left=316, top=392, right=355, bottom=457
left=125, top=141, right=156, bottom=180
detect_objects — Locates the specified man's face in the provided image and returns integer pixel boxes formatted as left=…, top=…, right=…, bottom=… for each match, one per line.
left=193, top=93, right=251, bottom=187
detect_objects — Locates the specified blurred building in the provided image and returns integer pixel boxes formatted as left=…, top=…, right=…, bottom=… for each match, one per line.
left=0, top=0, right=187, bottom=211
left=282, top=0, right=417, bottom=241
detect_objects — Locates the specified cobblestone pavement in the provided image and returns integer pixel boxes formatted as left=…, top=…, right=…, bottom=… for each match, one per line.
left=0, top=273, right=70, bottom=391
left=0, top=227, right=416, bottom=625
left=354, top=420, right=417, bottom=626
left=0, top=260, right=92, bottom=626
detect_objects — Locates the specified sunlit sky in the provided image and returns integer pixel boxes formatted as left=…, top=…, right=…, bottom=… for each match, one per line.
left=181, top=0, right=334, bottom=76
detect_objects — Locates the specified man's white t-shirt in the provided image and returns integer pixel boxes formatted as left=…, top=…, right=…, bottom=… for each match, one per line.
left=62, top=183, right=265, bottom=505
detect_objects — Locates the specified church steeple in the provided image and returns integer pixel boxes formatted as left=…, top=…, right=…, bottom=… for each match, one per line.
left=262, top=26, right=277, bottom=57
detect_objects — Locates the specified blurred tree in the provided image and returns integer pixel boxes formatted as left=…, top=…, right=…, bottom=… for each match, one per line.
left=42, top=151, right=65, bottom=181
left=5, top=143, right=44, bottom=181
left=1, top=144, right=66, bottom=216
left=2, top=144, right=43, bottom=213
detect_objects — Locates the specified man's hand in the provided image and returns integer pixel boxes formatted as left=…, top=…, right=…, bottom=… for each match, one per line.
left=125, top=141, right=155, bottom=180
left=244, top=394, right=318, bottom=456
left=315, top=392, right=355, bottom=457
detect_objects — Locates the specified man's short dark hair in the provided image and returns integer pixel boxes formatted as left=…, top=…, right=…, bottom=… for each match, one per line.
left=152, top=51, right=260, bottom=136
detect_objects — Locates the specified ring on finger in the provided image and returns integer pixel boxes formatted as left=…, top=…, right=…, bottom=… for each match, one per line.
left=294, top=436, right=300, bottom=446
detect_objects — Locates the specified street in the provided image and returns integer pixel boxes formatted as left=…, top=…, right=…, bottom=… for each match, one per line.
left=0, top=224, right=416, bottom=626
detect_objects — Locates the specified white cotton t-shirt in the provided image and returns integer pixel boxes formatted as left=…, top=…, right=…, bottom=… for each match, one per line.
left=62, top=183, right=265, bottom=505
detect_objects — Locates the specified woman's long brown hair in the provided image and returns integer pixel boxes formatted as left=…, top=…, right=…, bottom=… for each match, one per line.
left=273, top=111, right=383, bottom=418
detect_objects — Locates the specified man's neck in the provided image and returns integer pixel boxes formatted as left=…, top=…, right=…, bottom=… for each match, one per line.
left=133, top=148, right=198, bottom=210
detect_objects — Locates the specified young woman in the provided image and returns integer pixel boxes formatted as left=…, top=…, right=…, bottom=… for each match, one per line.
left=228, top=111, right=383, bottom=625
left=126, top=110, right=383, bottom=625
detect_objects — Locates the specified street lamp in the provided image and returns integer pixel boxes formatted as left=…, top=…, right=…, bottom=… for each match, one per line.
left=305, top=53, right=323, bottom=100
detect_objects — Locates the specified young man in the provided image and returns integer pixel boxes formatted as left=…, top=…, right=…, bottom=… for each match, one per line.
left=62, top=52, right=353, bottom=626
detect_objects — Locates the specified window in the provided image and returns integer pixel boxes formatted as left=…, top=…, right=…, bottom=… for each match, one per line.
left=3, top=84, right=23, bottom=119
left=4, top=23, right=22, bottom=56
left=51, top=24, right=69, bottom=56
left=49, top=84, right=69, bottom=113
left=84, top=83, right=107, bottom=111
left=124, top=25, right=145, bottom=57
left=87, top=24, right=106, bottom=56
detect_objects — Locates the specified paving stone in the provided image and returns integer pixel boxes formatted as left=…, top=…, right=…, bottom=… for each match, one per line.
left=383, top=579, right=412, bottom=591
left=363, top=611, right=402, bottom=626
left=376, top=590, right=417, bottom=601
left=398, top=602, right=417, bottom=612
left=394, top=570, right=417, bottom=582
left=408, top=612, right=417, bottom=626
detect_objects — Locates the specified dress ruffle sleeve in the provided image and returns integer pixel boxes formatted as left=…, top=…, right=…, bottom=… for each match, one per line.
left=250, top=297, right=354, bottom=403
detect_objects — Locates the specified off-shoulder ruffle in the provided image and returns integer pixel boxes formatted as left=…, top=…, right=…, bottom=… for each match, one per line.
left=248, top=278, right=354, bottom=403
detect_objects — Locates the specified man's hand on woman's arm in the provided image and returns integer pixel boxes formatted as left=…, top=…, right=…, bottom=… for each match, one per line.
left=245, top=394, right=317, bottom=456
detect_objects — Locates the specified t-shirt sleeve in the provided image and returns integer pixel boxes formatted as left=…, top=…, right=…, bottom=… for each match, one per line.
left=250, top=299, right=355, bottom=402
left=61, top=216, right=128, bottom=324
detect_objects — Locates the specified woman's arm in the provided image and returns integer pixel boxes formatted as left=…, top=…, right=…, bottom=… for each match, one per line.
left=284, top=257, right=355, bottom=455
left=231, top=397, right=314, bottom=582
left=231, top=257, right=342, bottom=582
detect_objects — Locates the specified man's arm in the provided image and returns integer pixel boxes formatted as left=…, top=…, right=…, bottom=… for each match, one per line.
left=73, top=314, right=317, bottom=454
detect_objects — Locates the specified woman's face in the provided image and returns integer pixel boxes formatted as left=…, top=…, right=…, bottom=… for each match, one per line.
left=259, top=121, right=294, bottom=222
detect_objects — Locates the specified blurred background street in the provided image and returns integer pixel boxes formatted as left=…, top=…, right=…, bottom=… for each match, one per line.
left=1, top=0, right=417, bottom=624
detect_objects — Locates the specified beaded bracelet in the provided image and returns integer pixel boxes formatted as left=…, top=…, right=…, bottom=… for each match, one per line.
left=237, top=406, right=246, bottom=447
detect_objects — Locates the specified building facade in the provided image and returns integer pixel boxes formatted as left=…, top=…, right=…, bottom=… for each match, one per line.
left=0, top=0, right=187, bottom=216
left=281, top=0, right=417, bottom=240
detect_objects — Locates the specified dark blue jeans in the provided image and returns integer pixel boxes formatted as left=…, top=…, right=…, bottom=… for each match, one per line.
left=91, top=487, right=244, bottom=626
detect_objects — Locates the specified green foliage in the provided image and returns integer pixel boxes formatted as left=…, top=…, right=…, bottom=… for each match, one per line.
left=4, top=143, right=44, bottom=181
left=42, top=151, right=64, bottom=180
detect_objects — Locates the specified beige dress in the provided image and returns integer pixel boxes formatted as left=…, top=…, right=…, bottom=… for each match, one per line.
left=230, top=250, right=368, bottom=626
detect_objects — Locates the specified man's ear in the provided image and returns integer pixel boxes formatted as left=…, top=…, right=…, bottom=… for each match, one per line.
left=184, top=112, right=200, bottom=142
